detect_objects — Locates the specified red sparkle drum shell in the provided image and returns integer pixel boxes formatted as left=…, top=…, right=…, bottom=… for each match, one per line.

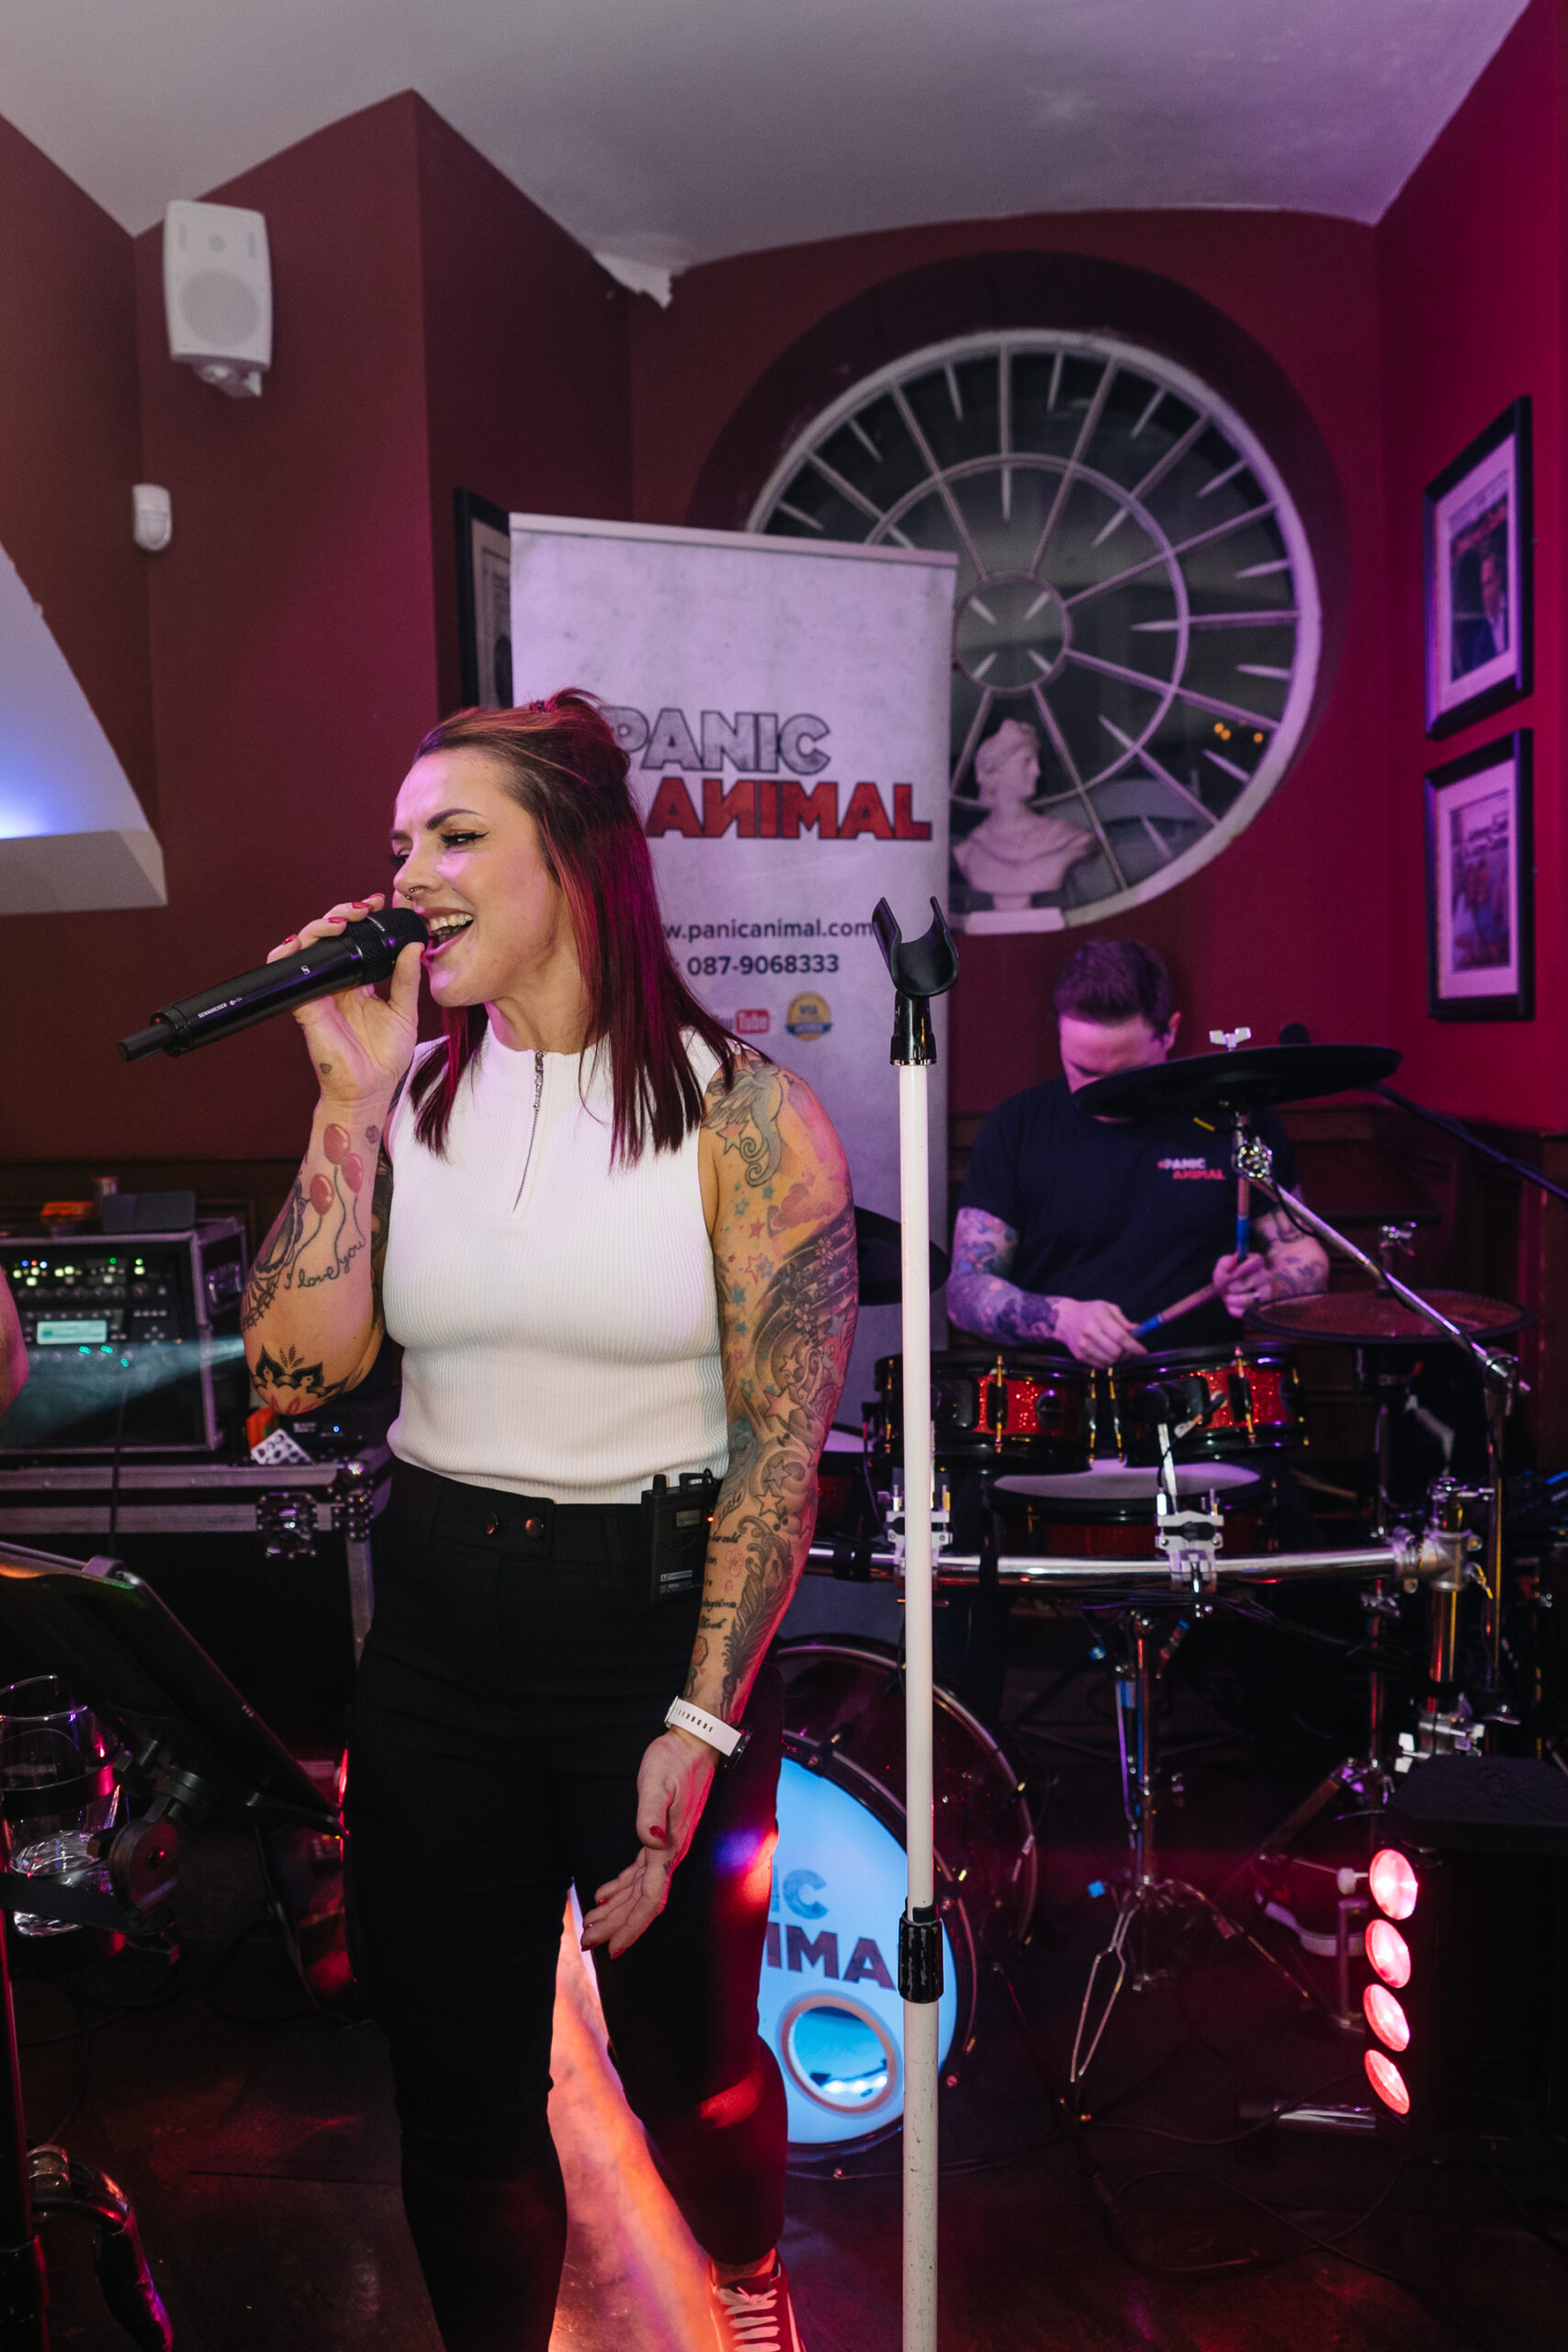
left=1111, top=1342, right=1303, bottom=1466
left=872, top=1348, right=1092, bottom=1481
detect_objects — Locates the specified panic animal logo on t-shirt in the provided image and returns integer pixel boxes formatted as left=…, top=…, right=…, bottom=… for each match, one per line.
left=1157, top=1156, right=1225, bottom=1182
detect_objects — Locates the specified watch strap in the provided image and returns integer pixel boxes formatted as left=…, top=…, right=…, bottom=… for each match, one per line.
left=665, top=1698, right=746, bottom=1758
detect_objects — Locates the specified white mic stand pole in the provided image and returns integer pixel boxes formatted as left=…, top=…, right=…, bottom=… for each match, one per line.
left=872, top=896, right=960, bottom=2352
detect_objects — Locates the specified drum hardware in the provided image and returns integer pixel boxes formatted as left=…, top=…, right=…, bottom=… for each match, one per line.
left=1235, top=1127, right=1523, bottom=1698
left=1222, top=1478, right=1477, bottom=1976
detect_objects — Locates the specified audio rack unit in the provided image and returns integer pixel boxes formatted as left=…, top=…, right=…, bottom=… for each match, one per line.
left=0, top=1222, right=248, bottom=1454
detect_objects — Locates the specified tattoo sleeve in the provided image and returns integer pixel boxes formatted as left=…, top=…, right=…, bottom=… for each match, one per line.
left=242, top=1117, right=390, bottom=1414
left=947, top=1206, right=1066, bottom=1342
left=1258, top=1193, right=1330, bottom=1301
left=687, top=1057, right=857, bottom=1722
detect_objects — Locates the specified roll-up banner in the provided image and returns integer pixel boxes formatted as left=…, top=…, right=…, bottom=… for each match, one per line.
left=509, top=516, right=957, bottom=1425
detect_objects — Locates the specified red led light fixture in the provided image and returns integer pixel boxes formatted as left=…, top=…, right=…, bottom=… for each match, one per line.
left=1365, top=2049, right=1411, bottom=2114
left=1369, top=1848, right=1418, bottom=1920
left=1363, top=1983, right=1411, bottom=2052
left=1365, top=1917, right=1412, bottom=1987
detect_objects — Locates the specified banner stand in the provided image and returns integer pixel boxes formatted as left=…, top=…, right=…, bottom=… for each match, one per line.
left=872, top=896, right=959, bottom=2352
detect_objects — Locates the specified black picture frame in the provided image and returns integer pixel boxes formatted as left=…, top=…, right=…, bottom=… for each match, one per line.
left=1423, top=398, right=1532, bottom=737
left=1424, top=730, right=1533, bottom=1022
left=455, top=489, right=513, bottom=709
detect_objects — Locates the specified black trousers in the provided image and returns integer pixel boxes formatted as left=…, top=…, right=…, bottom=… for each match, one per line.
left=346, top=1463, right=786, bottom=2352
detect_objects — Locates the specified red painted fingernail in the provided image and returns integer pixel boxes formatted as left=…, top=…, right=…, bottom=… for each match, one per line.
left=284, top=933, right=299, bottom=943
left=352, top=899, right=369, bottom=909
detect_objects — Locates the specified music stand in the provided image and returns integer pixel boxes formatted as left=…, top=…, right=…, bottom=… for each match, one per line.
left=0, top=1539, right=337, bottom=2348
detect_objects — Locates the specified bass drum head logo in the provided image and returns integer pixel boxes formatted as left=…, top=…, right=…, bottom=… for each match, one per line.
left=784, top=991, right=831, bottom=1040
left=758, top=1757, right=958, bottom=2147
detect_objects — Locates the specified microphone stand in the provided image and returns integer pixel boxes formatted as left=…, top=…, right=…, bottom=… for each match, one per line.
left=871, top=897, right=958, bottom=2352
left=1371, top=1080, right=1568, bottom=1209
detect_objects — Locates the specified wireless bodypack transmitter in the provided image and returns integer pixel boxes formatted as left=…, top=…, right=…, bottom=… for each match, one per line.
left=640, top=1470, right=720, bottom=1605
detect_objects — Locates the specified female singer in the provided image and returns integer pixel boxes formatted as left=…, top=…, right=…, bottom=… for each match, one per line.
left=242, top=694, right=855, bottom=2352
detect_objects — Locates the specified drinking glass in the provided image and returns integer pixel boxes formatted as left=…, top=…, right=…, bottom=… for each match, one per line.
left=0, top=1676, right=120, bottom=1937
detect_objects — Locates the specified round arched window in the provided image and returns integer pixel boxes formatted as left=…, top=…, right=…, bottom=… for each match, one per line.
left=749, top=332, right=1321, bottom=930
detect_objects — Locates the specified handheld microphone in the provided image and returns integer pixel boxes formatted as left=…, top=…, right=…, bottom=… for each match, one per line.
left=118, top=907, right=429, bottom=1062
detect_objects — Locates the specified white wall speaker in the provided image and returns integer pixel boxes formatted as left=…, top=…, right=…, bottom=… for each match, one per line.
left=164, top=199, right=272, bottom=400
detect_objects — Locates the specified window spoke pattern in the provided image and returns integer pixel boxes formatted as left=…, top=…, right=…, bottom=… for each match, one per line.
left=750, top=332, right=1320, bottom=924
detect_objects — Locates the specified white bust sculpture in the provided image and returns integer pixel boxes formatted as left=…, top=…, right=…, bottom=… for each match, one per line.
left=952, top=719, right=1095, bottom=910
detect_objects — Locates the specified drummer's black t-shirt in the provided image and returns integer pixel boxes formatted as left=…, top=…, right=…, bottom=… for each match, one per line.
left=956, top=1077, right=1301, bottom=1348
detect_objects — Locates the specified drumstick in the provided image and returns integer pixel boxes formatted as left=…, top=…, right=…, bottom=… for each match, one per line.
left=1132, top=1279, right=1219, bottom=1340
left=1236, top=1168, right=1251, bottom=1264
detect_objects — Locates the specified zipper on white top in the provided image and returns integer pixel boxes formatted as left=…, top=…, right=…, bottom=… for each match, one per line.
left=512, top=1050, right=546, bottom=1213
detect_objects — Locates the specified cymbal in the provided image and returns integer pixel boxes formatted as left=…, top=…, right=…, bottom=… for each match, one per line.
left=854, top=1204, right=952, bottom=1306
left=1074, top=1041, right=1402, bottom=1122
left=1249, top=1287, right=1531, bottom=1346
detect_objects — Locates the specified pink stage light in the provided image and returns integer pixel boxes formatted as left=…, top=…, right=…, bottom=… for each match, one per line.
left=1365, top=1917, right=1412, bottom=1988
left=1363, top=1982, right=1411, bottom=2052
left=1365, top=2049, right=1411, bottom=2115
left=1369, top=1848, right=1418, bottom=1920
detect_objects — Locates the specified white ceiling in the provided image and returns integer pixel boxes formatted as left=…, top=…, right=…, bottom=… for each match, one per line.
left=0, top=0, right=1531, bottom=283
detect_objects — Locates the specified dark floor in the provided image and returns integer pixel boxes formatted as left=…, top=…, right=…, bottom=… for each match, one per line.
left=10, top=1574, right=1568, bottom=2352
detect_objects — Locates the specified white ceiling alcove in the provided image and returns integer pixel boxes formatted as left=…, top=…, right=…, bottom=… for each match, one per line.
left=0, top=547, right=165, bottom=916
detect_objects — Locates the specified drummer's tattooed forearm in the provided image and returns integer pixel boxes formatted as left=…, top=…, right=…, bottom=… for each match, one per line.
left=1257, top=1200, right=1330, bottom=1301
left=948, top=1207, right=1063, bottom=1341
left=693, top=1071, right=856, bottom=1720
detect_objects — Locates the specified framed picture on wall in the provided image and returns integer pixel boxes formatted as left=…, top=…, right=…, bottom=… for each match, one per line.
left=1423, top=398, right=1531, bottom=736
left=455, top=489, right=513, bottom=709
left=1424, top=730, right=1533, bottom=1022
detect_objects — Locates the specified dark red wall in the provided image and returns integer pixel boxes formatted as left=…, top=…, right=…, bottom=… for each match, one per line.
left=0, top=119, right=152, bottom=814
left=627, top=209, right=1390, bottom=1113
left=1380, top=0, right=1564, bottom=1125
left=414, top=99, right=631, bottom=716
left=1, top=13, right=1563, bottom=1170
left=0, top=94, right=635, bottom=1168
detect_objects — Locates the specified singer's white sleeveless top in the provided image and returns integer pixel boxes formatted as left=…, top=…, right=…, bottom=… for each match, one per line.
left=381, top=1030, right=728, bottom=1506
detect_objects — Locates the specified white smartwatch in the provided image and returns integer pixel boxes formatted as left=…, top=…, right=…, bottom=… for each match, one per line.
left=665, top=1698, right=750, bottom=1763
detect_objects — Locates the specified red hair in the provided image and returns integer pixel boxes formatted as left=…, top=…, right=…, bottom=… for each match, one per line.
left=406, top=694, right=739, bottom=1160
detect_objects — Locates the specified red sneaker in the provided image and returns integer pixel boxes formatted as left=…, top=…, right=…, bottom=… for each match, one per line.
left=707, top=2256, right=807, bottom=2351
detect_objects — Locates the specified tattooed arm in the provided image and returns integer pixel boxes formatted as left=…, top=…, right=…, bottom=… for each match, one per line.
left=1212, top=1193, right=1329, bottom=1318
left=581, top=1053, right=856, bottom=1958
left=948, top=1206, right=1143, bottom=1367
left=241, top=893, right=422, bottom=1415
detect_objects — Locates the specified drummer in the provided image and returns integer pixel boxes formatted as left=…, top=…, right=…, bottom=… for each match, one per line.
left=948, top=940, right=1329, bottom=1364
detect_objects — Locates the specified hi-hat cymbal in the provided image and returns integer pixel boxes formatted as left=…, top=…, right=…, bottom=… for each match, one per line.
left=854, top=1205, right=951, bottom=1306
left=1075, top=1041, right=1401, bottom=1122
left=1249, top=1287, right=1530, bottom=1347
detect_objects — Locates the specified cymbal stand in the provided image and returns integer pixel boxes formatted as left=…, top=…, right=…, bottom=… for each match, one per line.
left=1235, top=1130, right=1515, bottom=1735
left=1069, top=1427, right=1227, bottom=2096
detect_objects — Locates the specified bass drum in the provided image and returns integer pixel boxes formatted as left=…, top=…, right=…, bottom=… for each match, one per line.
left=761, top=1637, right=1037, bottom=2150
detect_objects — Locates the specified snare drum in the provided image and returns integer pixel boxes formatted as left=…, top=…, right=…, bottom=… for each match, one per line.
left=1111, top=1341, right=1303, bottom=1467
left=762, top=1637, right=1037, bottom=2148
left=871, top=1348, right=1091, bottom=1492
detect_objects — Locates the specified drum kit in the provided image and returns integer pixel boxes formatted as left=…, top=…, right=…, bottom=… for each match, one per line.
left=777, top=1038, right=1538, bottom=2143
